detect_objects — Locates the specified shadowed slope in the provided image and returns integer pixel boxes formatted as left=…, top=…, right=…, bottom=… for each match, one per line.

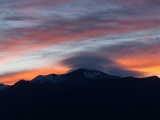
left=0, top=69, right=160, bottom=120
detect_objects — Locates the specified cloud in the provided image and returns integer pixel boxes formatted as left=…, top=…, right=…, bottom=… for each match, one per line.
left=60, top=38, right=160, bottom=77
left=3, top=16, right=36, bottom=21
left=93, top=39, right=160, bottom=76
left=60, top=51, right=143, bottom=77
left=1, top=0, right=160, bottom=84
left=1, top=0, right=73, bottom=9
left=1, top=0, right=160, bottom=61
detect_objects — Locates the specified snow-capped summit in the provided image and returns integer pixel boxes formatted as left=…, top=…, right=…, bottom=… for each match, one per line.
left=32, top=74, right=58, bottom=83
left=67, top=68, right=120, bottom=79
left=31, top=68, right=120, bottom=84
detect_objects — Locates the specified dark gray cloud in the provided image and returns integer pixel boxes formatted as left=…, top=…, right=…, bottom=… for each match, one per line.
left=99, top=39, right=160, bottom=59
left=61, top=52, right=143, bottom=77
left=61, top=52, right=113, bottom=70
left=4, top=16, right=35, bottom=21
left=3, top=0, right=160, bottom=39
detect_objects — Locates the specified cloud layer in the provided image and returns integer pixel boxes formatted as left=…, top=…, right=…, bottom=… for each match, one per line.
left=1, top=0, right=160, bottom=84
left=61, top=51, right=142, bottom=77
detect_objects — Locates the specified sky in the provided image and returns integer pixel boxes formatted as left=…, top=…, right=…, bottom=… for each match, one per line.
left=1, top=0, right=160, bottom=84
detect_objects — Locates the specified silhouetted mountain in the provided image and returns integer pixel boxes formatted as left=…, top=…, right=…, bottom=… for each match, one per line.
left=32, top=68, right=120, bottom=84
left=0, top=69, right=160, bottom=120
left=0, top=83, right=9, bottom=90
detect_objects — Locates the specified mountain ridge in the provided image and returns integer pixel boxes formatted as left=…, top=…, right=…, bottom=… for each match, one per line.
left=1, top=68, right=160, bottom=87
left=30, top=68, right=121, bottom=84
left=0, top=68, right=160, bottom=119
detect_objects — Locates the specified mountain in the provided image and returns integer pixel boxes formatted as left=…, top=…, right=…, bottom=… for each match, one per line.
left=0, top=69, right=160, bottom=120
left=32, top=68, right=120, bottom=84
left=0, top=83, right=9, bottom=90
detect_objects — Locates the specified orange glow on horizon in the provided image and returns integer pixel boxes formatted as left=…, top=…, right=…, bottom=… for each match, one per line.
left=1, top=58, right=160, bottom=85
left=116, top=57, right=160, bottom=77
left=0, top=67, right=70, bottom=85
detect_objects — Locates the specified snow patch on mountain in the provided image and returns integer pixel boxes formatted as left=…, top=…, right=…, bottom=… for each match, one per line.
left=31, top=69, right=120, bottom=84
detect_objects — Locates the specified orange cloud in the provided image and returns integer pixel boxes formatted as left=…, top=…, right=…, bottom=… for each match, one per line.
left=116, top=55, right=160, bottom=75
left=115, top=48, right=160, bottom=77
left=2, top=17, right=160, bottom=65
left=3, top=18, right=160, bottom=54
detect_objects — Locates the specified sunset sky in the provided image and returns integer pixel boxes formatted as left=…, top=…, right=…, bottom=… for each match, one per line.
left=1, top=0, right=160, bottom=84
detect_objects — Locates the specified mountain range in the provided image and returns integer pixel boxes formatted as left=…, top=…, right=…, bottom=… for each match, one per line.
left=0, top=69, right=160, bottom=120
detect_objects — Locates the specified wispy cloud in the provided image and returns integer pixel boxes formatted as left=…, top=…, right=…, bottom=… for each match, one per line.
left=1, top=0, right=160, bottom=84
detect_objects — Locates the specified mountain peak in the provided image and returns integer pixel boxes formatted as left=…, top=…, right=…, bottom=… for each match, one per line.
left=69, top=68, right=120, bottom=79
left=30, top=68, right=121, bottom=84
left=14, top=80, right=30, bottom=86
left=0, top=83, right=9, bottom=90
left=145, top=76, right=159, bottom=79
left=32, top=74, right=58, bottom=83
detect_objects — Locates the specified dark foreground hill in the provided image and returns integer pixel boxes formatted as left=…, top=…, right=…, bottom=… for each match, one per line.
left=0, top=69, right=160, bottom=120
